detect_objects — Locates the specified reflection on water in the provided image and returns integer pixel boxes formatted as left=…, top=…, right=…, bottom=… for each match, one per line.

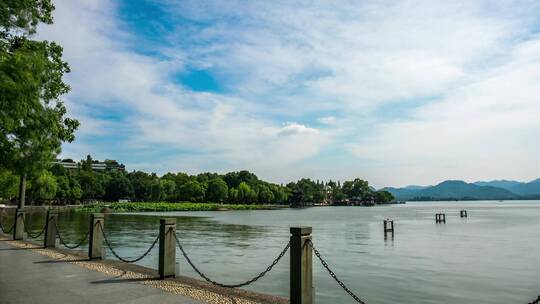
left=3, top=201, right=540, bottom=304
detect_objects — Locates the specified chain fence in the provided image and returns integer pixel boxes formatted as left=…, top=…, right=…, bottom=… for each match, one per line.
left=307, top=240, right=368, bottom=304
left=0, top=217, right=15, bottom=234
left=2, top=213, right=538, bottom=303
left=529, top=294, right=540, bottom=304
left=99, top=222, right=159, bottom=263
left=173, top=229, right=290, bottom=288
left=22, top=216, right=48, bottom=239
left=55, top=221, right=90, bottom=249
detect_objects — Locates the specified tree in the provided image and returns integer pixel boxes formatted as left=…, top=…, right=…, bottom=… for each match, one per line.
left=32, top=170, right=57, bottom=202
left=78, top=171, right=104, bottom=200
left=258, top=186, right=274, bottom=204
left=160, top=179, right=176, bottom=202
left=68, top=176, right=82, bottom=202
left=228, top=187, right=238, bottom=203
left=128, top=171, right=152, bottom=201
left=223, top=170, right=258, bottom=189
left=271, top=187, right=288, bottom=204
left=237, top=182, right=253, bottom=203
left=178, top=180, right=205, bottom=202
left=342, top=178, right=370, bottom=200
left=149, top=179, right=163, bottom=202
left=55, top=175, right=70, bottom=203
left=205, top=178, right=228, bottom=203
left=104, top=172, right=133, bottom=201
left=0, top=1, right=78, bottom=208
left=81, top=154, right=93, bottom=171
left=0, top=0, right=54, bottom=35
left=375, top=190, right=394, bottom=203
left=0, top=169, right=18, bottom=200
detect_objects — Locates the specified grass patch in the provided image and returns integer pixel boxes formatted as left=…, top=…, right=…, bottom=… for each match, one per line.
left=76, top=202, right=286, bottom=213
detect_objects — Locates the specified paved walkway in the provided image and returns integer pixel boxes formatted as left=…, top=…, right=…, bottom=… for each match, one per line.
left=0, top=240, right=203, bottom=304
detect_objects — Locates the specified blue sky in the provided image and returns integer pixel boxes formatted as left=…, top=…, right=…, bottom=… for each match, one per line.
left=37, top=0, right=540, bottom=187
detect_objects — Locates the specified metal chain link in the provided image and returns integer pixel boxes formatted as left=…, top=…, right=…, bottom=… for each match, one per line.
left=98, top=222, right=159, bottom=263
left=0, top=217, right=14, bottom=234
left=308, top=240, right=368, bottom=304
left=55, top=221, right=90, bottom=249
left=22, top=216, right=48, bottom=239
left=173, top=230, right=290, bottom=288
left=529, top=294, right=540, bottom=304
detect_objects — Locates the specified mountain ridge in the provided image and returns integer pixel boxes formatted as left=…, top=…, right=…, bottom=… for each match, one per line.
left=383, top=178, right=540, bottom=201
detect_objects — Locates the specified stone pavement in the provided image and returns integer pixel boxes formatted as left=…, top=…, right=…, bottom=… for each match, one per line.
left=0, top=239, right=204, bottom=304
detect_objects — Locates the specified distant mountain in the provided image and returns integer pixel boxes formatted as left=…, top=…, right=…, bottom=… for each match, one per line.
left=473, top=180, right=521, bottom=191
left=403, top=185, right=428, bottom=190
left=385, top=180, right=522, bottom=201
left=382, top=187, right=422, bottom=200
left=508, top=178, right=540, bottom=197
left=473, top=178, right=540, bottom=197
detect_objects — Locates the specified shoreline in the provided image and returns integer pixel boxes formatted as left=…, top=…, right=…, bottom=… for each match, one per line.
left=76, top=202, right=289, bottom=213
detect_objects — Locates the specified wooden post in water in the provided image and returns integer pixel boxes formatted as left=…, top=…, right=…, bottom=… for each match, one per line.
left=44, top=209, right=58, bottom=248
left=89, top=213, right=104, bottom=260
left=13, top=209, right=25, bottom=240
left=435, top=213, right=446, bottom=223
left=460, top=210, right=468, bottom=218
left=290, top=226, right=313, bottom=304
left=384, top=219, right=394, bottom=239
left=159, top=218, right=176, bottom=279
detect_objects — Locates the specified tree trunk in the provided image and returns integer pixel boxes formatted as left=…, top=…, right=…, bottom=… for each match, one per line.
left=18, top=172, right=26, bottom=209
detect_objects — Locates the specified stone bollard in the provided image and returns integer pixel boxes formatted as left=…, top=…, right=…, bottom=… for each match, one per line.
left=384, top=219, right=394, bottom=239
left=460, top=210, right=468, bottom=218
left=159, top=218, right=176, bottom=279
left=435, top=213, right=446, bottom=223
left=89, top=213, right=105, bottom=260
left=290, top=226, right=313, bottom=304
left=44, top=209, right=58, bottom=248
left=13, top=209, right=25, bottom=240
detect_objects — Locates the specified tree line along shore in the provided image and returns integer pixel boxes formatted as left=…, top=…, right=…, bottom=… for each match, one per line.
left=0, top=155, right=394, bottom=209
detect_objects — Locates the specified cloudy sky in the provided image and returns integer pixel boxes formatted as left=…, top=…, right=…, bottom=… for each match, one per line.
left=37, top=0, right=540, bottom=188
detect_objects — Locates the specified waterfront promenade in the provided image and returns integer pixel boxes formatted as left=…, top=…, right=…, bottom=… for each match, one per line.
left=0, top=239, right=203, bottom=304
left=0, top=234, right=286, bottom=304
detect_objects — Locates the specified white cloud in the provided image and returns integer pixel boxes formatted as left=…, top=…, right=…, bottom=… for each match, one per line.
left=274, top=123, right=319, bottom=136
left=36, top=0, right=540, bottom=186
left=318, top=116, right=337, bottom=125
left=349, top=35, right=540, bottom=186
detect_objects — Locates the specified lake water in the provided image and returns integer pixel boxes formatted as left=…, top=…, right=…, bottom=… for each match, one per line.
left=8, top=201, right=540, bottom=304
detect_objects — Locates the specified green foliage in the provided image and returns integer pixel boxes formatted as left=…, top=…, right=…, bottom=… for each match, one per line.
left=104, top=172, right=133, bottom=201
left=342, top=178, right=370, bottom=200
left=0, top=169, right=18, bottom=199
left=178, top=180, right=205, bottom=202
left=375, top=190, right=394, bottom=203
left=160, top=179, right=176, bottom=201
left=258, top=185, right=274, bottom=204
left=77, top=202, right=280, bottom=213
left=0, top=38, right=78, bottom=175
left=32, top=170, right=56, bottom=201
left=128, top=171, right=151, bottom=201
left=0, top=0, right=54, bottom=35
left=78, top=170, right=105, bottom=200
left=149, top=178, right=163, bottom=201
left=205, top=177, right=228, bottom=203
left=237, top=182, right=256, bottom=204
left=34, top=153, right=392, bottom=207
left=0, top=1, right=77, bottom=207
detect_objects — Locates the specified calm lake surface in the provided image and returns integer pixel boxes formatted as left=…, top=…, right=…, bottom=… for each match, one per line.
left=12, top=201, right=540, bottom=304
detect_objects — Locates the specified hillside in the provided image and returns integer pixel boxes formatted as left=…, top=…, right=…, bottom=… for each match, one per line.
left=473, top=180, right=521, bottom=191
left=385, top=180, right=522, bottom=201
left=508, top=178, right=540, bottom=197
